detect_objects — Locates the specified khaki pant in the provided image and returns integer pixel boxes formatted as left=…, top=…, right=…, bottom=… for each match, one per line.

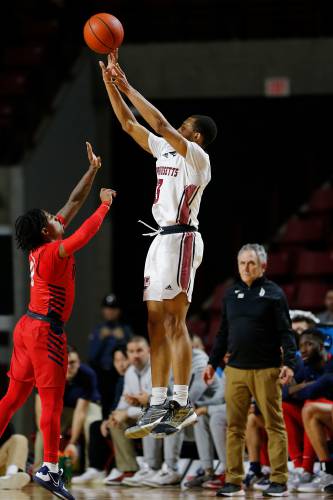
left=225, top=366, right=288, bottom=485
left=110, top=422, right=139, bottom=472
left=0, top=435, right=28, bottom=474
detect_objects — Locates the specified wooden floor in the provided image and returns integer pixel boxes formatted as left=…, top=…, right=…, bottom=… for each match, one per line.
left=0, top=483, right=330, bottom=499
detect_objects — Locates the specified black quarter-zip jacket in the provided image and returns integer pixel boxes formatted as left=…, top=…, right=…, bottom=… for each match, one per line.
left=209, top=276, right=297, bottom=371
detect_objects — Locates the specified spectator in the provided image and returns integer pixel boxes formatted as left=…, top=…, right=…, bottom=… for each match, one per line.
left=290, top=310, right=318, bottom=336
left=0, top=422, right=30, bottom=490
left=203, top=243, right=297, bottom=497
left=103, top=336, right=155, bottom=485
left=34, top=346, right=102, bottom=469
left=317, top=290, right=333, bottom=325
left=282, top=329, right=329, bottom=490
left=72, top=344, right=129, bottom=483
left=191, top=334, right=205, bottom=351
left=89, top=293, right=133, bottom=417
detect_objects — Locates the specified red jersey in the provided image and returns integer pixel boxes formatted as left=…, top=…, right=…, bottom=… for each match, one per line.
left=28, top=240, right=75, bottom=323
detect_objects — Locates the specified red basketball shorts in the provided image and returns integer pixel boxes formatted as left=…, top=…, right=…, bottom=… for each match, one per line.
left=8, top=315, right=67, bottom=388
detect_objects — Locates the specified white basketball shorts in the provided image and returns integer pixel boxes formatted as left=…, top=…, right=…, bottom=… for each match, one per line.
left=143, top=231, right=204, bottom=302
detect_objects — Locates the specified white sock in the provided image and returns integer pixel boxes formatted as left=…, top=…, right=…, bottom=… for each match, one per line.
left=6, top=464, right=18, bottom=475
left=150, top=387, right=168, bottom=406
left=43, top=462, right=59, bottom=473
left=172, top=385, right=188, bottom=406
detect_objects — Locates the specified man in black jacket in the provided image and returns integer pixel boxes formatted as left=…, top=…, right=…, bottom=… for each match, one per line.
left=203, top=243, right=297, bottom=497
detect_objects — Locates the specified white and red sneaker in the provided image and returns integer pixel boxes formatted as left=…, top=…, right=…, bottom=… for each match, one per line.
left=103, top=468, right=135, bottom=486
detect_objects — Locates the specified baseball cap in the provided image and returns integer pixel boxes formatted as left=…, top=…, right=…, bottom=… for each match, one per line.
left=101, top=293, right=120, bottom=308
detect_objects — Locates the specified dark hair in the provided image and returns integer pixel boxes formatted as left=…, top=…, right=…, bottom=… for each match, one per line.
left=112, top=343, right=128, bottom=360
left=15, top=208, right=48, bottom=252
left=300, top=328, right=325, bottom=345
left=67, top=345, right=80, bottom=355
left=127, top=335, right=149, bottom=346
left=191, top=115, right=218, bottom=147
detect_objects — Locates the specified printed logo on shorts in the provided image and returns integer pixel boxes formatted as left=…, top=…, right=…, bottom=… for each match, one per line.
left=165, top=284, right=173, bottom=290
left=144, top=276, right=150, bottom=289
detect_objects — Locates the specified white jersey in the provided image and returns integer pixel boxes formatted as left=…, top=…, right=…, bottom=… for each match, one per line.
left=148, top=133, right=211, bottom=228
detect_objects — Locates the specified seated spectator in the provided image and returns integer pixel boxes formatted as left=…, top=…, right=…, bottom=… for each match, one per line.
left=282, top=329, right=330, bottom=491
left=102, top=336, right=156, bottom=485
left=72, top=344, right=129, bottom=483
left=317, top=290, right=333, bottom=325
left=0, top=422, right=30, bottom=490
left=34, top=345, right=102, bottom=469
left=88, top=293, right=133, bottom=417
left=290, top=310, right=318, bottom=337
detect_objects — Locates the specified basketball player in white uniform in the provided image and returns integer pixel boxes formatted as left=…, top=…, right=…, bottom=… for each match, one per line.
left=100, top=51, right=217, bottom=438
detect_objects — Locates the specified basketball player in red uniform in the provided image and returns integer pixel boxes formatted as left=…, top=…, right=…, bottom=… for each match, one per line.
left=0, top=142, right=115, bottom=500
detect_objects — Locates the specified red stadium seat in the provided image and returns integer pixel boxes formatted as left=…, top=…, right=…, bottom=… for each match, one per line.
left=295, top=250, right=333, bottom=277
left=267, top=251, right=291, bottom=278
left=294, top=281, right=330, bottom=310
left=308, top=186, right=333, bottom=213
left=279, top=217, right=327, bottom=243
left=281, top=283, right=297, bottom=307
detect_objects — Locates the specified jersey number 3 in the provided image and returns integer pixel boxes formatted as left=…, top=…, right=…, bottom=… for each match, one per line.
left=154, top=179, right=164, bottom=204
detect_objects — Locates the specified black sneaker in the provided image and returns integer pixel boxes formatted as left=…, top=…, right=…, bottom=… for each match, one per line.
left=263, top=482, right=288, bottom=497
left=184, top=472, right=213, bottom=488
left=124, top=400, right=169, bottom=438
left=216, top=482, right=245, bottom=496
left=324, top=482, right=333, bottom=493
left=151, top=400, right=198, bottom=438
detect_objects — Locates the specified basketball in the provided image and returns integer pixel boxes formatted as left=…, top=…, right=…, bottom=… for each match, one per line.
left=83, top=13, right=124, bottom=54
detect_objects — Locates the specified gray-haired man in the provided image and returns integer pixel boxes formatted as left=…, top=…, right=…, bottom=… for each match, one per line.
left=203, top=244, right=297, bottom=497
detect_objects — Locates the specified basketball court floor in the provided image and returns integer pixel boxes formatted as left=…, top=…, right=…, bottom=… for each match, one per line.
left=0, top=484, right=330, bottom=499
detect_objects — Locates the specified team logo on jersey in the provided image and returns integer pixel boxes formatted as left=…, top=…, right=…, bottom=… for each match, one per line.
left=144, top=276, right=150, bottom=289
left=162, top=150, right=177, bottom=158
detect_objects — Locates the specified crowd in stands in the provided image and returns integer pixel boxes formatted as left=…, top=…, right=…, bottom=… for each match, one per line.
left=0, top=287, right=333, bottom=493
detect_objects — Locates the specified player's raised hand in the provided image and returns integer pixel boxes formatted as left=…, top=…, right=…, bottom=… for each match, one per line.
left=99, top=52, right=117, bottom=84
left=86, top=141, right=102, bottom=170
left=100, top=188, right=117, bottom=206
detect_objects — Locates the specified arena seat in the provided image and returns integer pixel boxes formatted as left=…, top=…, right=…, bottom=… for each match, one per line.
left=267, top=251, right=291, bottom=278
left=308, top=186, right=333, bottom=213
left=295, top=250, right=333, bottom=277
left=279, top=216, right=327, bottom=243
left=280, top=283, right=297, bottom=307
left=294, top=281, right=330, bottom=310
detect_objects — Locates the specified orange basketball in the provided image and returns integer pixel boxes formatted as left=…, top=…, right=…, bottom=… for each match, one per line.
left=83, top=13, right=124, bottom=54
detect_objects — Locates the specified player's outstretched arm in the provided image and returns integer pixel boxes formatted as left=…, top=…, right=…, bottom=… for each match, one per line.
left=58, top=188, right=116, bottom=258
left=110, top=50, right=188, bottom=158
left=99, top=56, right=151, bottom=154
left=57, top=142, right=102, bottom=226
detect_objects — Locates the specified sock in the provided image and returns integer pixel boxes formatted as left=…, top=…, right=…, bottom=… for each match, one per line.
left=43, top=462, right=59, bottom=473
left=320, top=460, right=333, bottom=475
left=6, top=464, right=18, bottom=475
left=249, top=461, right=261, bottom=475
left=172, top=385, right=188, bottom=406
left=150, top=387, right=168, bottom=406
left=293, top=457, right=303, bottom=469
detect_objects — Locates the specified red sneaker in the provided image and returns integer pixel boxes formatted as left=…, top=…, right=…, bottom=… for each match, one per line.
left=202, top=473, right=226, bottom=489
left=103, top=468, right=135, bottom=486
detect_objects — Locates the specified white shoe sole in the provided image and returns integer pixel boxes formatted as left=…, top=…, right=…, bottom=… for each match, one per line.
left=0, top=473, right=31, bottom=490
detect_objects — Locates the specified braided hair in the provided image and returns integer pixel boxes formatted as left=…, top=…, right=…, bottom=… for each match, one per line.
left=15, top=208, right=48, bottom=252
